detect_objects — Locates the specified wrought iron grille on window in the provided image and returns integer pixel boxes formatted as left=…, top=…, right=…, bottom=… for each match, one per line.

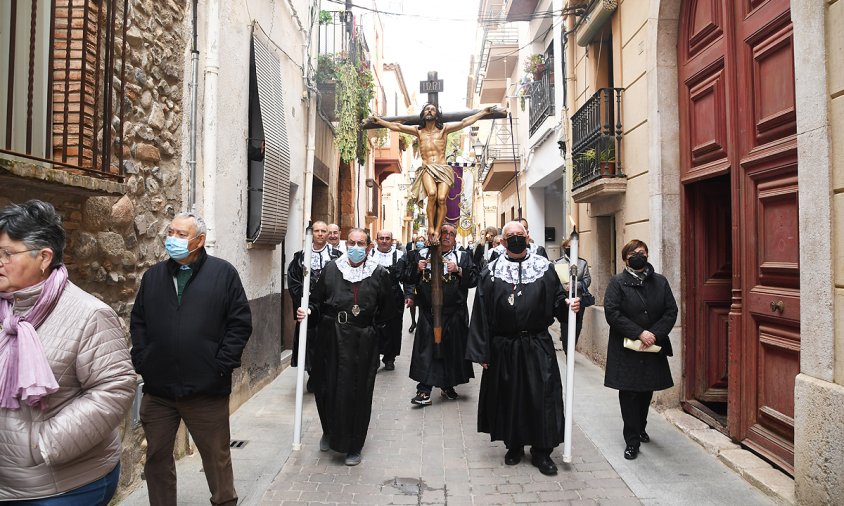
left=0, top=0, right=128, bottom=179
left=570, top=88, right=624, bottom=190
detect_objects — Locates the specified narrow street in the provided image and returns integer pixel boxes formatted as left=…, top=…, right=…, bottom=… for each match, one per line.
left=119, top=303, right=773, bottom=506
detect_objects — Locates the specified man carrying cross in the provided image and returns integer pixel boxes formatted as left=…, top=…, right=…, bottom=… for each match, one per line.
left=367, top=103, right=496, bottom=244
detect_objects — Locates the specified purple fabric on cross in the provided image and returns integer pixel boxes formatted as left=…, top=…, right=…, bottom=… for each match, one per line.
left=0, top=265, right=67, bottom=410
left=445, top=164, right=464, bottom=226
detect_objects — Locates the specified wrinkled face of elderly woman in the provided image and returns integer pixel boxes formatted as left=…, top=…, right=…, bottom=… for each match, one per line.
left=0, top=232, right=54, bottom=293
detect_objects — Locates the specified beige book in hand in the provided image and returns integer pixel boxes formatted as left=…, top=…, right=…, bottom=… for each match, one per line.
left=623, top=337, right=662, bottom=353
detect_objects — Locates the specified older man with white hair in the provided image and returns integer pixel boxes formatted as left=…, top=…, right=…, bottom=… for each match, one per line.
left=131, top=212, right=252, bottom=505
left=467, top=221, right=579, bottom=477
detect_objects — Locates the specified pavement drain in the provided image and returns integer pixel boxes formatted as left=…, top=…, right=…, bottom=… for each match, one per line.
left=384, top=477, right=421, bottom=496
left=229, top=440, right=248, bottom=449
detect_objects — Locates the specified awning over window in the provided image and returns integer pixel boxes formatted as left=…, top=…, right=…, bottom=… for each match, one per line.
left=248, top=24, right=292, bottom=245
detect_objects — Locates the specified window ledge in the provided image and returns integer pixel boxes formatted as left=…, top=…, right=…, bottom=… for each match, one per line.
left=0, top=155, right=126, bottom=196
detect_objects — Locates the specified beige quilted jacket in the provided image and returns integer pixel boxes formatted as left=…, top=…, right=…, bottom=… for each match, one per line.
left=0, top=281, right=135, bottom=500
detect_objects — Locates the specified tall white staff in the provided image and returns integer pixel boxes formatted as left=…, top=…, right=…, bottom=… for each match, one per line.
left=562, top=219, right=579, bottom=463
left=292, top=225, right=313, bottom=451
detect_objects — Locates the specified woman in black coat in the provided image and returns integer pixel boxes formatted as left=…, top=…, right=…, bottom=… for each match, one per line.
left=604, top=239, right=678, bottom=461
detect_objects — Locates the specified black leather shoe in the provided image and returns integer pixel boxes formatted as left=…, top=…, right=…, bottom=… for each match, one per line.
left=531, top=454, right=557, bottom=475
left=639, top=431, right=650, bottom=443
left=504, top=447, right=523, bottom=465
left=624, top=445, right=639, bottom=460
left=383, top=361, right=395, bottom=371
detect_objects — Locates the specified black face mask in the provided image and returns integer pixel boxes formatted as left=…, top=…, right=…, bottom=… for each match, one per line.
left=628, top=252, right=648, bottom=270
left=506, top=235, right=527, bottom=254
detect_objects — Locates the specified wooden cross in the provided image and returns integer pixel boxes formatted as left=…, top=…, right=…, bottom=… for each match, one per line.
left=361, top=70, right=505, bottom=130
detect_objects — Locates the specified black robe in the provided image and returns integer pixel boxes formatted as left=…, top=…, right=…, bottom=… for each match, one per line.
left=368, top=247, right=407, bottom=361
left=403, top=247, right=476, bottom=388
left=307, top=257, right=393, bottom=454
left=466, top=253, right=570, bottom=449
left=288, top=245, right=341, bottom=369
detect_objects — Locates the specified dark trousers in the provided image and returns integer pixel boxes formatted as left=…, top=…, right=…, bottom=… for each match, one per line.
left=140, top=394, right=237, bottom=506
left=618, top=390, right=653, bottom=447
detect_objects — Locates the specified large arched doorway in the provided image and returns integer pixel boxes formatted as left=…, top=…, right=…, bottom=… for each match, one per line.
left=678, top=0, right=798, bottom=473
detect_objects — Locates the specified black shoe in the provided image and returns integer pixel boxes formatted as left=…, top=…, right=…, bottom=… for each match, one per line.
left=504, top=447, right=523, bottom=465
left=624, top=445, right=639, bottom=460
left=639, top=431, right=650, bottom=443
left=383, top=361, right=395, bottom=371
left=531, top=454, right=558, bottom=475
left=411, top=391, right=432, bottom=406
left=319, top=434, right=330, bottom=452
left=408, top=323, right=416, bottom=333
left=440, top=387, right=458, bottom=400
left=345, top=452, right=362, bottom=466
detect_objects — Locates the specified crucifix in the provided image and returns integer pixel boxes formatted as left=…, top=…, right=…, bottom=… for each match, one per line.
left=364, top=70, right=505, bottom=358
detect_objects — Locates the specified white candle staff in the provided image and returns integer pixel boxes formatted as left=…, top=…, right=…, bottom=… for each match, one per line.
left=292, top=225, right=313, bottom=451
left=562, top=220, right=578, bottom=463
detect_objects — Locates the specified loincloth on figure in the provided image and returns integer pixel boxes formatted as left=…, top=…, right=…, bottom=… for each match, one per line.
left=410, top=163, right=454, bottom=206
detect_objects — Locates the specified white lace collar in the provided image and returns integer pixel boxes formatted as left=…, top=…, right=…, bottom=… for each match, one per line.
left=335, top=254, right=378, bottom=282
left=490, top=253, right=550, bottom=285
left=310, top=244, right=333, bottom=271
left=369, top=246, right=403, bottom=266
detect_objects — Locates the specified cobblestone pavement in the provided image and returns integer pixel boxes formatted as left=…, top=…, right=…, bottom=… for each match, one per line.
left=258, top=320, right=639, bottom=506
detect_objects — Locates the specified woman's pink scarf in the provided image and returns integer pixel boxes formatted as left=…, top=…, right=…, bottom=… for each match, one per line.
left=0, top=265, right=68, bottom=409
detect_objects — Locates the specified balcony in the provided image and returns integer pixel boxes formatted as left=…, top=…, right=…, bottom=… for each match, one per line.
left=0, top=0, right=128, bottom=184
left=473, top=3, right=519, bottom=104
left=373, top=131, right=403, bottom=185
left=570, top=88, right=626, bottom=203
left=478, top=118, right=521, bottom=192
left=316, top=10, right=369, bottom=122
left=528, top=64, right=555, bottom=136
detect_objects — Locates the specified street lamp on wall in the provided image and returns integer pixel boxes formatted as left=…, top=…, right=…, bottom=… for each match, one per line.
left=473, top=141, right=484, bottom=159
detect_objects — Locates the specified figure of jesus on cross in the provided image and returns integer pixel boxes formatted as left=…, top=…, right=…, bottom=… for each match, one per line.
left=367, top=103, right=498, bottom=244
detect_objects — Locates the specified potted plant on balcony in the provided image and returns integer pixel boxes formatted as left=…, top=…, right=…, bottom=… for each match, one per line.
left=579, top=143, right=616, bottom=176
left=524, top=54, right=546, bottom=80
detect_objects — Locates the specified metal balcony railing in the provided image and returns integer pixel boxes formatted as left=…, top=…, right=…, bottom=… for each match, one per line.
left=473, top=12, right=519, bottom=95
left=478, top=118, right=520, bottom=184
left=571, top=88, right=624, bottom=189
left=318, top=10, right=353, bottom=59
left=1, top=0, right=128, bottom=178
left=528, top=66, right=555, bottom=136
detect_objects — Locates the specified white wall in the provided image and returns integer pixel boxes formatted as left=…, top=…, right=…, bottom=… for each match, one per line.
left=193, top=0, right=312, bottom=298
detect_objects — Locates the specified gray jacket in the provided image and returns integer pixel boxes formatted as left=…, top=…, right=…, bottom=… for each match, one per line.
left=0, top=282, right=135, bottom=500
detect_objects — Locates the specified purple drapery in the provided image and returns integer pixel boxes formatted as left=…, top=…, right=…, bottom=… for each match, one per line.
left=445, top=164, right=464, bottom=226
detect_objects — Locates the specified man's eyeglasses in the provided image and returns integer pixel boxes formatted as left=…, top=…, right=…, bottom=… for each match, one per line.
left=440, top=231, right=456, bottom=237
left=0, top=248, right=38, bottom=264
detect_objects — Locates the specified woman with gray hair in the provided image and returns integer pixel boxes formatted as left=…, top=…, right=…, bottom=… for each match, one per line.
left=0, top=200, right=135, bottom=504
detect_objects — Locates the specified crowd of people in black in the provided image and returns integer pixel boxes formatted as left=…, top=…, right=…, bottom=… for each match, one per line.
left=293, top=219, right=677, bottom=473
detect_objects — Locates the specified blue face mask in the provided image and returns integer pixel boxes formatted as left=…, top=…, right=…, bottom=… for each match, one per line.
left=347, top=245, right=367, bottom=263
left=165, top=236, right=192, bottom=260
left=415, top=241, right=425, bottom=249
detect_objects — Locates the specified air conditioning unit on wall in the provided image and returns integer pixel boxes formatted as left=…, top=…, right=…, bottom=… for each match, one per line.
left=576, top=0, right=618, bottom=47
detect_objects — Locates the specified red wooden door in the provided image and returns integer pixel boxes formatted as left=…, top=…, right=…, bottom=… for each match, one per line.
left=678, top=0, right=799, bottom=472
left=733, top=0, right=798, bottom=473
